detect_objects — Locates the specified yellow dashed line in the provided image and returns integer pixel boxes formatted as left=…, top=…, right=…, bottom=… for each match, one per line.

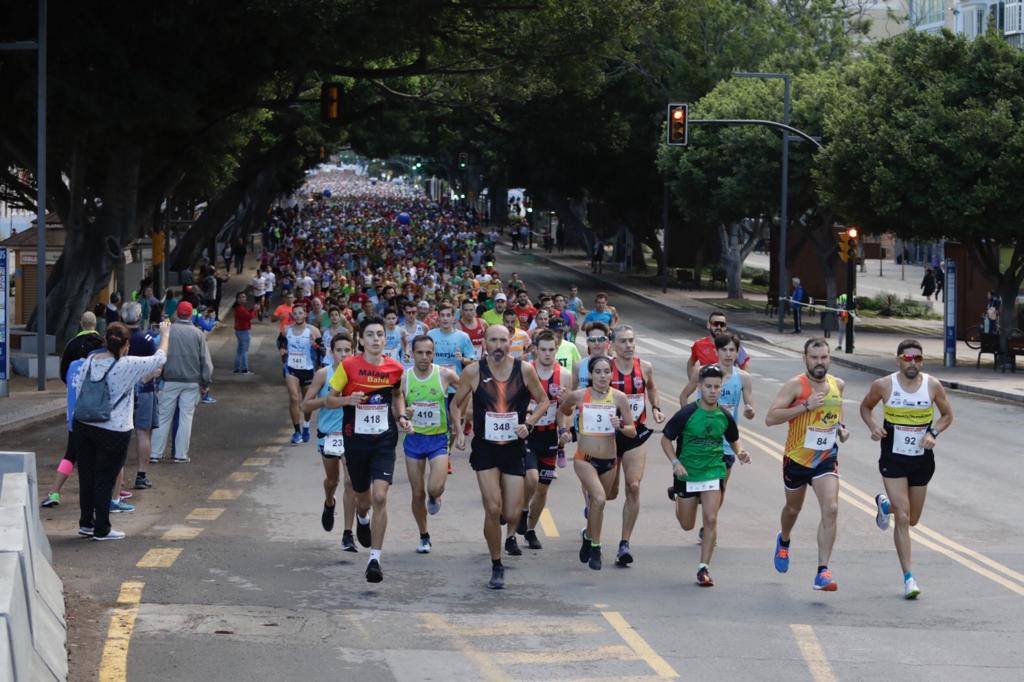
left=601, top=611, right=678, bottom=678
left=209, top=489, right=243, bottom=500
left=98, top=581, right=144, bottom=681
left=539, top=508, right=560, bottom=537
left=256, top=446, right=280, bottom=454
left=790, top=624, right=837, bottom=682
left=492, top=645, right=637, bottom=664
left=161, top=526, right=204, bottom=541
left=230, top=471, right=258, bottom=482
left=243, top=457, right=271, bottom=466
left=136, top=548, right=183, bottom=568
left=186, top=508, right=225, bottom=521
left=419, top=613, right=512, bottom=682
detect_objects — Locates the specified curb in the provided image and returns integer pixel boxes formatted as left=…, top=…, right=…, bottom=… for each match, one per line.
left=0, top=405, right=65, bottom=438
left=518, top=249, right=1024, bottom=405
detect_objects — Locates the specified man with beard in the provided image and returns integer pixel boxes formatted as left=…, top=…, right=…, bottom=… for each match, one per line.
left=765, top=338, right=849, bottom=592
left=682, top=312, right=750, bottom=402
left=858, top=339, right=953, bottom=599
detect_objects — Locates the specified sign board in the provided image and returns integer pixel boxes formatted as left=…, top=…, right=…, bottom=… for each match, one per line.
left=19, top=251, right=61, bottom=266
left=123, top=248, right=133, bottom=264
left=1, top=248, right=8, bottom=388
left=944, top=258, right=957, bottom=368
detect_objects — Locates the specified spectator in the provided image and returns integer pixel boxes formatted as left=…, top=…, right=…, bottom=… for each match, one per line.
left=934, top=263, right=945, bottom=301
left=920, top=267, right=936, bottom=302
left=162, top=289, right=179, bottom=320
left=150, top=301, right=213, bottom=464
left=60, top=311, right=104, bottom=384
left=232, top=236, right=246, bottom=274
left=233, top=292, right=254, bottom=374
left=790, top=277, right=806, bottom=333
left=121, top=301, right=159, bottom=492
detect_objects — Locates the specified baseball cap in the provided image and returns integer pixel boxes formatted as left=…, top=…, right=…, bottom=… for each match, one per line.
left=548, top=316, right=566, bottom=331
left=176, top=301, right=194, bottom=318
left=417, top=300, right=430, bottom=310
left=494, top=293, right=508, bottom=302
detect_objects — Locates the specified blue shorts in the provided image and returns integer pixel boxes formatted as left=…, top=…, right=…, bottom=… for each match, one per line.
left=404, top=432, right=448, bottom=460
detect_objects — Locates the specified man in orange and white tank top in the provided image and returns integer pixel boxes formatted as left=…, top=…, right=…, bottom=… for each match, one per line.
left=458, top=299, right=488, bottom=361
left=765, top=338, right=850, bottom=593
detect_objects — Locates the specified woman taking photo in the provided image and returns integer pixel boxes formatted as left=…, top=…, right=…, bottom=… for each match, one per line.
left=74, top=319, right=171, bottom=540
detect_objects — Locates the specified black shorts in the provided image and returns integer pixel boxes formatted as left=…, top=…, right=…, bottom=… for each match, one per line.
left=879, top=453, right=935, bottom=487
left=526, top=431, right=559, bottom=485
left=783, top=454, right=839, bottom=491
left=616, top=423, right=653, bottom=457
left=470, top=440, right=525, bottom=476
left=343, top=439, right=397, bottom=492
left=576, top=453, right=617, bottom=475
left=286, top=367, right=315, bottom=386
left=673, top=477, right=725, bottom=499
left=723, top=453, right=736, bottom=469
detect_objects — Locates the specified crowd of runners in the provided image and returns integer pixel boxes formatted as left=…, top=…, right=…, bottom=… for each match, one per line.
left=236, top=174, right=954, bottom=598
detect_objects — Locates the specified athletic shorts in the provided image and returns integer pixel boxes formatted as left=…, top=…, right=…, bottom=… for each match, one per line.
left=574, top=451, right=617, bottom=475
left=470, top=440, right=525, bottom=476
left=783, top=454, right=839, bottom=491
left=404, top=432, right=449, bottom=460
left=526, top=431, right=559, bottom=484
left=286, top=367, right=315, bottom=386
left=673, top=477, right=725, bottom=499
left=133, top=390, right=159, bottom=430
left=879, top=453, right=935, bottom=487
left=344, top=439, right=397, bottom=492
left=616, top=423, right=653, bottom=457
left=723, top=452, right=736, bottom=469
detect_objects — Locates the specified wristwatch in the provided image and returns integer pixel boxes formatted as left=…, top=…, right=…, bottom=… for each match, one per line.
left=927, top=426, right=940, bottom=438
left=526, top=423, right=535, bottom=434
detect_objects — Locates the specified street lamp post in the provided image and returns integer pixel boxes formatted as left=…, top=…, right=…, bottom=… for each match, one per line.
left=734, top=71, right=790, bottom=333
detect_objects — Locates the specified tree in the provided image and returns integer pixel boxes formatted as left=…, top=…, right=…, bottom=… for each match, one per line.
left=814, top=30, right=1024, bottom=355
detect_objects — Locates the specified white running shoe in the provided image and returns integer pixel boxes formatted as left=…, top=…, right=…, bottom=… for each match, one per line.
left=904, top=577, right=921, bottom=600
left=875, top=493, right=892, bottom=531
left=417, top=536, right=432, bottom=554
left=94, top=529, right=126, bottom=541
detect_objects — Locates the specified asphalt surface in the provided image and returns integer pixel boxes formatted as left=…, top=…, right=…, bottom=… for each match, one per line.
left=12, top=249, right=1024, bottom=681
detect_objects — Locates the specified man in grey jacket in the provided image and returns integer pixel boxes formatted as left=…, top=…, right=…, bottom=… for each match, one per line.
left=150, top=301, right=213, bottom=463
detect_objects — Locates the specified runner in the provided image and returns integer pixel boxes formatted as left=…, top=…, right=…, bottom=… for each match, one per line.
left=858, top=339, right=954, bottom=599
left=661, top=365, right=751, bottom=586
left=481, top=292, right=509, bottom=326
left=512, top=290, right=537, bottom=329
left=506, top=331, right=568, bottom=552
left=558, top=356, right=636, bottom=570
left=550, top=317, right=581, bottom=371
left=402, top=335, right=459, bottom=554
left=300, top=333, right=360, bottom=552
left=383, top=308, right=407, bottom=363
left=609, top=324, right=666, bottom=567
left=458, top=298, right=488, bottom=360
left=277, top=304, right=322, bottom=445
left=325, top=316, right=408, bottom=583
left=572, top=322, right=612, bottom=390
left=682, top=311, right=750, bottom=399
left=505, top=309, right=532, bottom=360
left=450, top=324, right=550, bottom=589
left=582, top=292, right=619, bottom=328
left=765, top=338, right=850, bottom=592
left=273, top=292, right=296, bottom=334
left=250, top=267, right=267, bottom=321
left=427, top=304, right=476, bottom=384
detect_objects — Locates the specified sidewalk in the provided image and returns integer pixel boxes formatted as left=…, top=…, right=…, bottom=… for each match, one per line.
left=511, top=246, right=1023, bottom=404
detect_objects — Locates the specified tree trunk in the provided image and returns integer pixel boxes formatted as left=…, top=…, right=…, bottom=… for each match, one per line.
left=718, top=219, right=761, bottom=299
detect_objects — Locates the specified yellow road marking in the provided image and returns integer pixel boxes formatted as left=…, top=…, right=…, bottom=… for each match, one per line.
left=741, top=428, right=1024, bottom=595
left=209, top=489, right=242, bottom=500
left=601, top=611, right=678, bottom=678
left=492, top=645, right=636, bottom=664
left=186, top=507, right=225, bottom=521
left=136, top=548, right=183, bottom=568
left=431, top=621, right=604, bottom=637
left=98, top=581, right=144, bottom=681
left=243, top=457, right=271, bottom=466
left=161, top=526, right=204, bottom=541
left=230, top=471, right=258, bottom=482
left=539, top=507, right=560, bottom=537
left=790, top=624, right=837, bottom=682
left=256, top=446, right=280, bottom=453
left=419, top=613, right=512, bottom=682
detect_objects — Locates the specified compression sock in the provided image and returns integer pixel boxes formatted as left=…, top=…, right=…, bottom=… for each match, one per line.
left=293, top=424, right=301, bottom=433
left=903, top=571, right=913, bottom=582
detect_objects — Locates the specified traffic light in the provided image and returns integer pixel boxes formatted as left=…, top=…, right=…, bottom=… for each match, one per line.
left=667, top=103, right=689, bottom=146
left=320, top=83, right=342, bottom=124
left=458, top=152, right=468, bottom=169
left=838, top=226, right=858, bottom=262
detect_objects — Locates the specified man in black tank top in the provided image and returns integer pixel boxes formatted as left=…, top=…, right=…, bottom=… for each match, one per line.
left=451, top=324, right=550, bottom=590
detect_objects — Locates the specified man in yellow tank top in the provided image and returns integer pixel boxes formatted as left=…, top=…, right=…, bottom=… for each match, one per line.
left=765, top=338, right=850, bottom=592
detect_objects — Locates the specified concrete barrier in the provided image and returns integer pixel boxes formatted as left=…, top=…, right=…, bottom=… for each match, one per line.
left=0, top=452, right=51, bottom=562
left=0, top=554, right=32, bottom=682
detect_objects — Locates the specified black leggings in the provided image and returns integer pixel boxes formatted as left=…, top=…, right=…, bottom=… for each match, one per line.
left=73, top=421, right=131, bottom=537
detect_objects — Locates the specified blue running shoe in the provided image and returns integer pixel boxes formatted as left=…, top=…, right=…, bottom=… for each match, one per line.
left=774, top=532, right=790, bottom=573
left=291, top=432, right=303, bottom=445
left=875, top=493, right=891, bottom=531
left=813, top=568, right=838, bottom=592
left=109, top=499, right=135, bottom=513
left=302, top=426, right=311, bottom=443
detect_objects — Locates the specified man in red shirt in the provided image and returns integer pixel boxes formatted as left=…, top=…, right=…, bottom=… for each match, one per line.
left=684, top=312, right=750, bottom=399
left=233, top=292, right=255, bottom=374
left=513, top=290, right=537, bottom=329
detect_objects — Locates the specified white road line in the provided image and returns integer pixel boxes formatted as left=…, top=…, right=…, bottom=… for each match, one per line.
left=670, top=337, right=697, bottom=348
left=637, top=337, right=687, bottom=356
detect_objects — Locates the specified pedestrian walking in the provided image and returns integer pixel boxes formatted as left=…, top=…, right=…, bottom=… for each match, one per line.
left=920, top=267, right=936, bottom=302
left=233, top=292, right=254, bottom=374
left=790, top=277, right=806, bottom=333
left=232, top=236, right=247, bottom=274
left=934, top=264, right=945, bottom=301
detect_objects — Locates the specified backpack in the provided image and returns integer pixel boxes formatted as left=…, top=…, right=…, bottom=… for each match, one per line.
left=74, top=356, right=129, bottom=422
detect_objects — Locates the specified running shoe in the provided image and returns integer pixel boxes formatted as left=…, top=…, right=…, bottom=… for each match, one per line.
left=41, top=492, right=61, bottom=508
left=813, top=568, right=838, bottom=592
left=417, top=535, right=432, bottom=554
left=589, top=546, right=602, bottom=571
left=78, top=526, right=94, bottom=537
left=516, top=510, right=528, bottom=536
left=505, top=536, right=522, bottom=556
left=488, top=565, right=505, bottom=590
left=697, top=566, right=714, bottom=587
left=904, top=577, right=921, bottom=600
left=616, top=540, right=633, bottom=567
left=427, top=495, right=442, bottom=515
left=356, top=520, right=372, bottom=548
left=109, top=499, right=135, bottom=513
left=666, top=485, right=676, bottom=502
left=290, top=432, right=303, bottom=446
left=301, top=426, right=311, bottom=443
left=774, top=532, right=790, bottom=573
left=321, top=503, right=335, bottom=532
left=579, top=529, right=592, bottom=563
left=134, top=475, right=153, bottom=489
left=173, top=457, right=190, bottom=463
left=119, top=490, right=133, bottom=500
left=94, top=529, right=126, bottom=541
left=524, top=529, right=543, bottom=550
left=365, top=558, right=383, bottom=583
left=201, top=395, right=217, bottom=405
left=875, top=493, right=892, bottom=531
left=149, top=457, right=162, bottom=464
left=556, top=448, right=567, bottom=468
left=341, top=530, right=358, bottom=553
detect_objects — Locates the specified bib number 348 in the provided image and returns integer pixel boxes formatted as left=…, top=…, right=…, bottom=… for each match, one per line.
left=485, top=411, right=518, bottom=442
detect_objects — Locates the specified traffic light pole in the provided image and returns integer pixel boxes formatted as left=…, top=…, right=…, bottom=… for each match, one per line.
left=845, top=251, right=856, bottom=353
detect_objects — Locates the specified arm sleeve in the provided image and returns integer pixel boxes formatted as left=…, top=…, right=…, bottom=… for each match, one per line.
left=723, top=410, right=740, bottom=443
left=662, top=403, right=698, bottom=441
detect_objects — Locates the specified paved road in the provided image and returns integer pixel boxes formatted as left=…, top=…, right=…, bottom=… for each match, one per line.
left=13, top=250, right=1024, bottom=681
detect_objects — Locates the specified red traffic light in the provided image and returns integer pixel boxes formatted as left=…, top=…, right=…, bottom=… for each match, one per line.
left=667, top=103, right=689, bottom=146
left=672, top=109, right=684, bottom=120
left=847, top=227, right=858, bottom=239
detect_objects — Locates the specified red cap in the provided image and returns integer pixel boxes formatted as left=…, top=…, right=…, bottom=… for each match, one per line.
left=176, top=301, right=194, bottom=318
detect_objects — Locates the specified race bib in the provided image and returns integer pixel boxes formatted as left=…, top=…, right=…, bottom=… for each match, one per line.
left=485, top=411, right=518, bottom=442
left=581, top=404, right=615, bottom=434
left=354, top=404, right=389, bottom=435
left=803, top=426, right=836, bottom=451
left=323, top=432, right=345, bottom=456
left=529, top=400, right=558, bottom=426
left=287, top=350, right=309, bottom=370
left=892, top=425, right=926, bottom=456
left=628, top=394, right=645, bottom=420
left=411, top=401, right=441, bottom=428
left=382, top=346, right=401, bottom=361
left=686, top=479, right=720, bottom=493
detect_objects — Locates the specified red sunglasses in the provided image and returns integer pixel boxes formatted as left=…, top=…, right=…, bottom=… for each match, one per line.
left=900, top=354, right=923, bottom=363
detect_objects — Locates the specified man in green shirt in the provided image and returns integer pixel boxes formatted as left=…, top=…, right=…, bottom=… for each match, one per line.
left=481, top=293, right=509, bottom=326
left=550, top=317, right=580, bottom=370
left=661, top=365, right=750, bottom=587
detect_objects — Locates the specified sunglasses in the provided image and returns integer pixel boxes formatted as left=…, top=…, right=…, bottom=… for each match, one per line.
left=587, top=336, right=608, bottom=344
left=710, top=321, right=728, bottom=329
left=900, top=354, right=923, bottom=363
